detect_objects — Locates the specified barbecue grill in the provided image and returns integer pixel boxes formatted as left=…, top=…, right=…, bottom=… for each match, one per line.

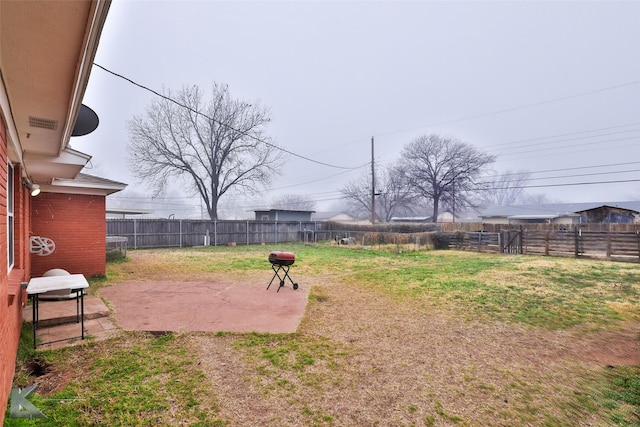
left=267, top=251, right=299, bottom=292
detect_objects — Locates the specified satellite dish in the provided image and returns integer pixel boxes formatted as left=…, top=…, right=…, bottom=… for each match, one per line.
left=72, top=104, right=99, bottom=137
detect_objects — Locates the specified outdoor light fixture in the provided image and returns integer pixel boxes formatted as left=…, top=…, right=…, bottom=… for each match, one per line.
left=23, top=181, right=41, bottom=197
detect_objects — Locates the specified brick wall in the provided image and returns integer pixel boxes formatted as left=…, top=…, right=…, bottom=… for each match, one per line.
left=0, top=117, right=30, bottom=423
left=31, top=193, right=106, bottom=278
left=0, top=115, right=10, bottom=423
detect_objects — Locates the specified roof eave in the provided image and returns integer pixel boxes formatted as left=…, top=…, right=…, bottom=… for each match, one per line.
left=43, top=179, right=126, bottom=196
left=58, top=0, right=111, bottom=155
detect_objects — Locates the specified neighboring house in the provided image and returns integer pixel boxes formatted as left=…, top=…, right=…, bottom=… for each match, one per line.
left=437, top=211, right=455, bottom=223
left=390, top=216, right=433, bottom=223
left=254, top=209, right=315, bottom=222
left=106, top=208, right=154, bottom=219
left=575, top=205, right=639, bottom=224
left=0, top=1, right=113, bottom=422
left=390, top=212, right=455, bottom=223
left=479, top=202, right=640, bottom=224
left=312, top=211, right=356, bottom=222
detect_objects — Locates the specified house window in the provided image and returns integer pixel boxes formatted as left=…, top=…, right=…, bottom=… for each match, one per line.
left=7, top=163, right=14, bottom=269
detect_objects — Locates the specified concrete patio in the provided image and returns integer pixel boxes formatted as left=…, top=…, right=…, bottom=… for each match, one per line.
left=22, top=296, right=118, bottom=350
left=23, top=280, right=308, bottom=350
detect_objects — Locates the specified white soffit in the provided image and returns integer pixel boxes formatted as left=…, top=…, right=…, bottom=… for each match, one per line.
left=22, top=148, right=92, bottom=181
left=0, top=1, right=111, bottom=181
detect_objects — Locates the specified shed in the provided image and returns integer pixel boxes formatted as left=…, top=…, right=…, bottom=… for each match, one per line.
left=479, top=202, right=640, bottom=224
left=575, top=205, right=639, bottom=224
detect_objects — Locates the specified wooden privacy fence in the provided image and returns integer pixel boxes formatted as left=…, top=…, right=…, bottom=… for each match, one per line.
left=106, top=219, right=377, bottom=249
left=438, top=222, right=640, bottom=233
left=447, top=229, right=640, bottom=261
left=106, top=219, right=640, bottom=261
left=108, top=219, right=316, bottom=249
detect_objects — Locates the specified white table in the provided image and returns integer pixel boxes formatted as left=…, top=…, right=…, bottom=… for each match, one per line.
left=27, top=274, right=89, bottom=348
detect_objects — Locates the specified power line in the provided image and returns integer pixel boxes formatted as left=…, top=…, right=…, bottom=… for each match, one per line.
left=372, top=80, right=640, bottom=139
left=493, top=135, right=639, bottom=157
left=268, top=165, right=368, bottom=191
left=484, top=161, right=640, bottom=179
left=94, top=63, right=363, bottom=170
left=501, top=140, right=639, bottom=163
left=484, top=178, right=640, bottom=191
left=488, top=128, right=640, bottom=153
left=480, top=168, right=640, bottom=185
left=483, top=122, right=640, bottom=149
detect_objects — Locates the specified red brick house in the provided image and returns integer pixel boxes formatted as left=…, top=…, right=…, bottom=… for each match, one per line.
left=31, top=174, right=126, bottom=278
left=0, top=1, right=114, bottom=421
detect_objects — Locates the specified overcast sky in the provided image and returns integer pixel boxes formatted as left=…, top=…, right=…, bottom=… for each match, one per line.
left=71, top=0, right=640, bottom=219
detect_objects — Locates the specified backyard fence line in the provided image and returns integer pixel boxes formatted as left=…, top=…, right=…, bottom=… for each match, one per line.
left=106, top=219, right=640, bottom=261
left=446, top=229, right=640, bottom=261
left=106, top=219, right=409, bottom=249
left=436, top=222, right=640, bottom=233
left=108, top=219, right=322, bottom=249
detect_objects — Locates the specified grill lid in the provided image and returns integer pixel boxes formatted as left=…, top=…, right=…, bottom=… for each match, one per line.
left=268, top=251, right=295, bottom=266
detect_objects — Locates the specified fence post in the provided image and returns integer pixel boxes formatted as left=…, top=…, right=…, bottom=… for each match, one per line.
left=275, top=221, right=278, bottom=244
left=498, top=231, right=503, bottom=253
left=133, top=219, right=138, bottom=249
left=179, top=219, right=183, bottom=248
left=214, top=221, right=217, bottom=246
left=544, top=231, right=550, bottom=256
left=246, top=221, right=249, bottom=246
left=574, top=228, right=579, bottom=258
left=519, top=226, right=523, bottom=254
left=606, top=233, right=612, bottom=259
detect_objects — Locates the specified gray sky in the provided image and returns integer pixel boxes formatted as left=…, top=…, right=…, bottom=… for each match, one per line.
left=71, top=0, right=640, bottom=219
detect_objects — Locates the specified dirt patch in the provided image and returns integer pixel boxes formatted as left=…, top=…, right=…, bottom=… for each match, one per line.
left=31, top=369, right=73, bottom=395
left=568, top=328, right=640, bottom=367
left=188, top=274, right=633, bottom=426
left=186, top=334, right=286, bottom=426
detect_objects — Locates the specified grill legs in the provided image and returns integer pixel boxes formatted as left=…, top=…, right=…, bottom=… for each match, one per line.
left=267, top=264, right=299, bottom=292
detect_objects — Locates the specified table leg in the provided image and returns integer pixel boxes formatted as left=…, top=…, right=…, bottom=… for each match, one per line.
left=81, top=291, right=85, bottom=340
left=32, top=295, right=37, bottom=349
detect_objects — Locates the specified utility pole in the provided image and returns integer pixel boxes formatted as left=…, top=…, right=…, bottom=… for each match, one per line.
left=371, top=136, right=375, bottom=225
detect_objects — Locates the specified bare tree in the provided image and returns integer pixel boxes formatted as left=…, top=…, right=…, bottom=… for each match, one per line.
left=520, top=192, right=555, bottom=205
left=127, top=83, right=284, bottom=220
left=341, top=171, right=371, bottom=219
left=271, top=194, right=316, bottom=211
left=400, top=134, right=495, bottom=221
left=342, top=164, right=416, bottom=222
left=482, top=170, right=531, bottom=206
left=481, top=171, right=563, bottom=207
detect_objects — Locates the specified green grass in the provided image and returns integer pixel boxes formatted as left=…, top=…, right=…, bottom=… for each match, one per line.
left=6, top=333, right=225, bottom=426
left=234, top=331, right=348, bottom=386
left=8, top=244, right=640, bottom=425
left=105, top=243, right=639, bottom=330
left=600, top=366, right=640, bottom=426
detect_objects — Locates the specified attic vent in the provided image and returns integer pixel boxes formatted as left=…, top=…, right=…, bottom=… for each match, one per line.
left=29, top=116, right=58, bottom=131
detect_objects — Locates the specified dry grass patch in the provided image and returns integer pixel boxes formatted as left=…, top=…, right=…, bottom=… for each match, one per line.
left=189, top=277, right=635, bottom=426
left=13, top=245, right=640, bottom=426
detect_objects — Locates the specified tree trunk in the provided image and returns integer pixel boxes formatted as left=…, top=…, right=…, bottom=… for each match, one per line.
left=432, top=197, right=439, bottom=223
left=209, top=197, right=219, bottom=220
